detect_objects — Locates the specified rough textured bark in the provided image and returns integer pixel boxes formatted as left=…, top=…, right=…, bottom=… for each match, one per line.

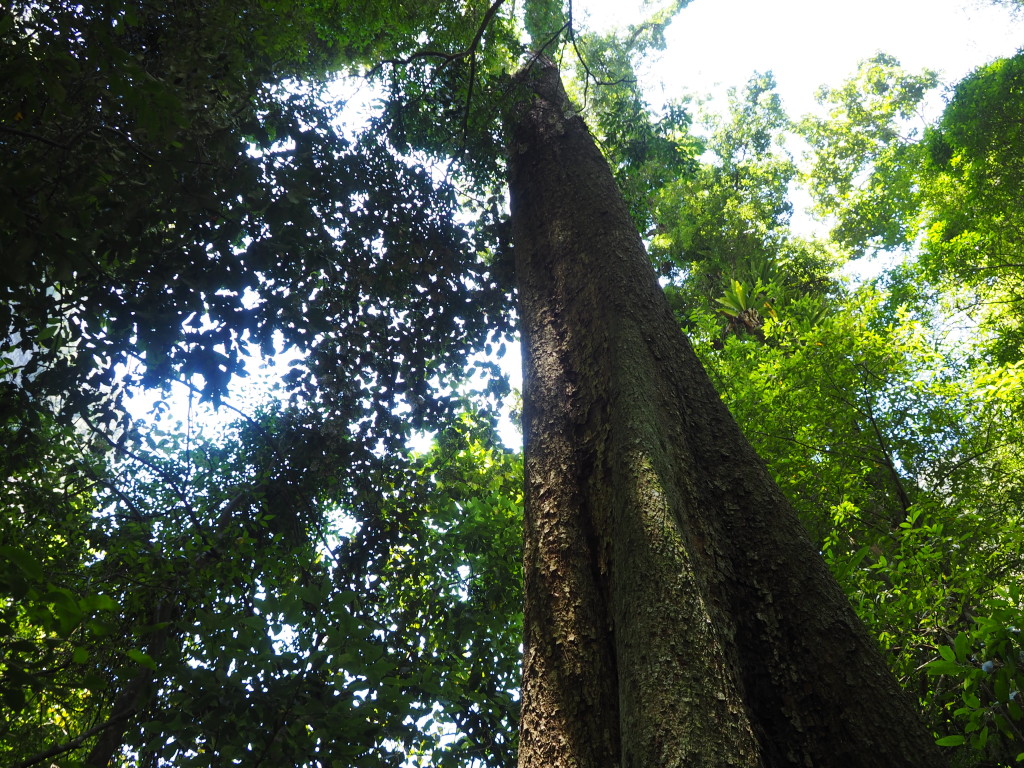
left=506, top=57, right=945, bottom=768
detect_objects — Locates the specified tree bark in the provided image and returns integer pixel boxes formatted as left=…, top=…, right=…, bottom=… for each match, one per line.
left=505, top=56, right=945, bottom=768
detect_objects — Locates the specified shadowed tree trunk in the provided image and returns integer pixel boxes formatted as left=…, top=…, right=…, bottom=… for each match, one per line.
left=505, top=56, right=945, bottom=768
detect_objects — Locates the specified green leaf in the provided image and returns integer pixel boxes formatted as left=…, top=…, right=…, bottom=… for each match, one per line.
left=83, top=593, right=120, bottom=612
left=524, top=0, right=563, bottom=42
left=0, top=545, right=44, bottom=581
left=925, top=659, right=962, bottom=676
left=995, top=714, right=1017, bottom=739
left=47, top=588, right=84, bottom=635
left=954, top=632, right=969, bottom=662
left=1008, top=698, right=1023, bottom=721
left=935, top=735, right=964, bottom=747
left=971, top=726, right=988, bottom=750
left=127, top=649, right=158, bottom=670
left=2, top=686, right=27, bottom=713
left=996, top=673, right=1010, bottom=702
left=87, top=618, right=119, bottom=637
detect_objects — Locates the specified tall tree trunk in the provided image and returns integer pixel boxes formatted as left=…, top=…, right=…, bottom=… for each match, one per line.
left=505, top=56, right=945, bottom=768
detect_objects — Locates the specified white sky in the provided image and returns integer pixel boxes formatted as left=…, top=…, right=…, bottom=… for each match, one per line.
left=579, top=0, right=1024, bottom=117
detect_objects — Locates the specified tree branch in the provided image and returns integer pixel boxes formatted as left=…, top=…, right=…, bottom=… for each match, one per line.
left=10, top=707, right=133, bottom=768
left=0, top=124, right=73, bottom=150
left=371, top=0, right=507, bottom=77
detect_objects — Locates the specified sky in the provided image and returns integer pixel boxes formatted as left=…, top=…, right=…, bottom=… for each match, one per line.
left=579, top=0, right=1024, bottom=118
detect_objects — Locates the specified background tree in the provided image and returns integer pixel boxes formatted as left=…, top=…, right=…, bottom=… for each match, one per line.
left=2, top=0, right=518, bottom=763
left=651, top=72, right=841, bottom=343
left=685, top=52, right=1024, bottom=766
left=919, top=51, right=1024, bottom=364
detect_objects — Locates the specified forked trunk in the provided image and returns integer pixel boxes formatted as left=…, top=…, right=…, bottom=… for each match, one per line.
left=506, top=57, right=944, bottom=768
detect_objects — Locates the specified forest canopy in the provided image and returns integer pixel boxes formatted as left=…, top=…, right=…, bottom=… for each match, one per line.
left=1, top=0, right=1023, bottom=766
